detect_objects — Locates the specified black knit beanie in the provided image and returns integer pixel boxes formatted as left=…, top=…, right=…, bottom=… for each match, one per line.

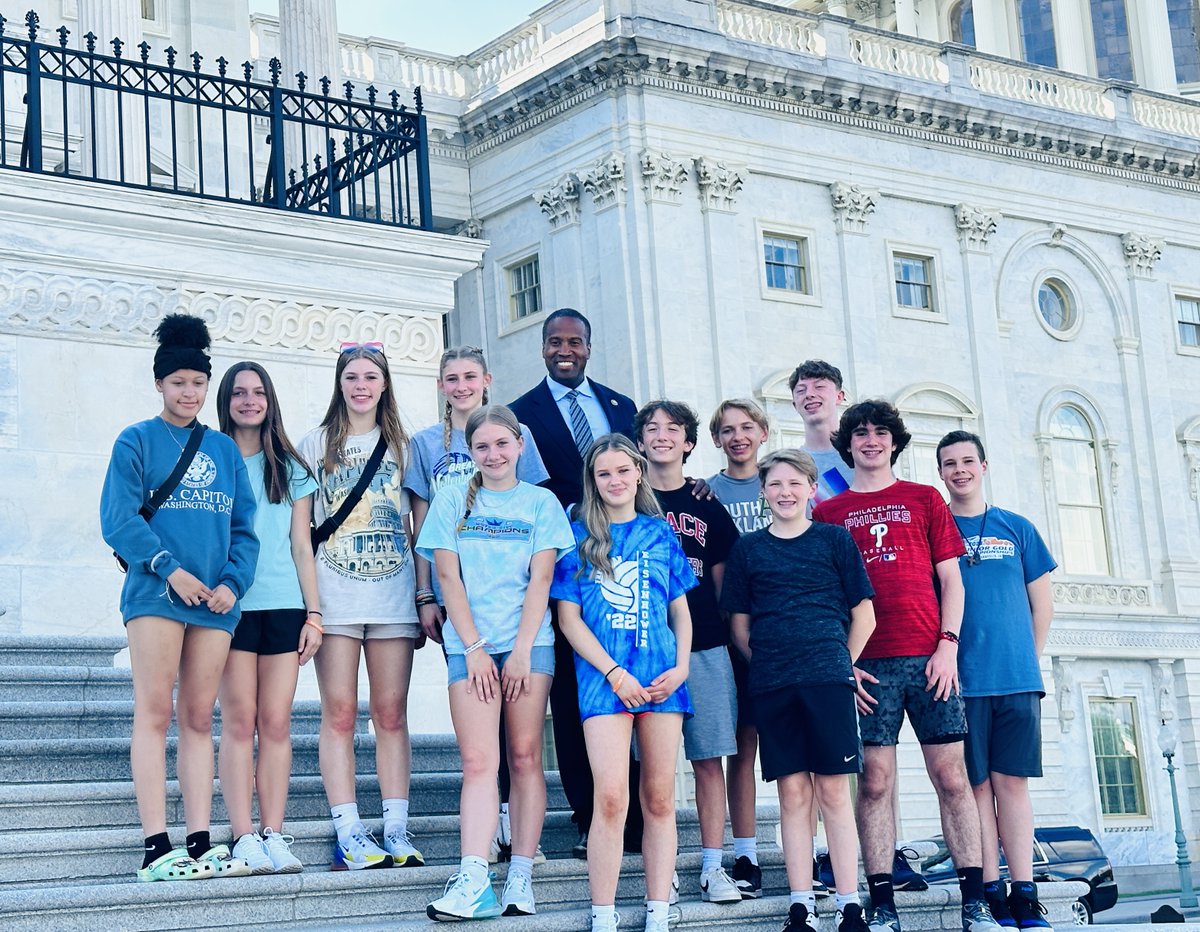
left=153, top=314, right=212, bottom=379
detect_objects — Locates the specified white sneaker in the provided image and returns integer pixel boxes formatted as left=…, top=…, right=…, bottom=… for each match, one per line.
left=336, top=823, right=393, bottom=870
left=592, top=910, right=621, bottom=932
left=501, top=870, right=536, bottom=916
left=645, top=908, right=678, bottom=932
left=384, top=826, right=425, bottom=867
left=231, top=832, right=274, bottom=875
left=262, top=828, right=302, bottom=873
left=700, top=865, right=742, bottom=904
left=670, top=870, right=680, bottom=905
left=427, top=870, right=502, bottom=921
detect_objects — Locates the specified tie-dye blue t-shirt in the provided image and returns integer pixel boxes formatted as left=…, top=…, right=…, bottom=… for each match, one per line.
left=551, top=513, right=697, bottom=720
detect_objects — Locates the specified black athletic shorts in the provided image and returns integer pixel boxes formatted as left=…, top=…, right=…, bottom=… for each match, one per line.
left=230, top=608, right=306, bottom=656
left=964, top=692, right=1043, bottom=786
left=754, top=682, right=862, bottom=781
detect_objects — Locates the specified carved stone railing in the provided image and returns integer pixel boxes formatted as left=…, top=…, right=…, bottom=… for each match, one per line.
left=1131, top=92, right=1200, bottom=140
left=340, top=39, right=465, bottom=98
left=968, top=58, right=1115, bottom=118
left=470, top=25, right=543, bottom=92
left=849, top=31, right=949, bottom=83
left=716, top=0, right=823, bottom=57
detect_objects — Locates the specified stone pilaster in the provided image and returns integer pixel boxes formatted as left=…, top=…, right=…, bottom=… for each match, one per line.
left=278, top=0, right=341, bottom=90
left=534, top=174, right=581, bottom=229
left=76, top=0, right=146, bottom=183
left=694, top=158, right=747, bottom=213
left=830, top=181, right=881, bottom=392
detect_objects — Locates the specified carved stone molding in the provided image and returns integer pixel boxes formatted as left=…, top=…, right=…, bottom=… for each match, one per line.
left=830, top=181, right=878, bottom=234
left=1051, top=657, right=1076, bottom=733
left=1049, top=223, right=1067, bottom=246
left=694, top=157, right=747, bottom=212
left=534, top=173, right=581, bottom=228
left=1048, top=627, right=1200, bottom=651
left=581, top=151, right=627, bottom=210
left=1184, top=443, right=1200, bottom=502
left=640, top=150, right=691, bottom=203
left=0, top=268, right=442, bottom=364
left=954, top=204, right=1000, bottom=251
left=455, top=217, right=484, bottom=238
left=1052, top=582, right=1151, bottom=608
left=1121, top=232, right=1164, bottom=278
left=1152, top=660, right=1176, bottom=722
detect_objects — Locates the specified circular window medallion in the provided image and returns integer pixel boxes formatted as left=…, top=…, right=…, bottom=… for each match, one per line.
left=1036, top=278, right=1078, bottom=338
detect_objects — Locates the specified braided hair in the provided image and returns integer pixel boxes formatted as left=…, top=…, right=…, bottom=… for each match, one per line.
left=438, top=346, right=491, bottom=451
left=456, top=405, right=523, bottom=533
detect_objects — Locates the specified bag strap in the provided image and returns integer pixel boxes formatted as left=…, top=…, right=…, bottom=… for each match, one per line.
left=141, top=423, right=207, bottom=520
left=311, top=434, right=388, bottom=551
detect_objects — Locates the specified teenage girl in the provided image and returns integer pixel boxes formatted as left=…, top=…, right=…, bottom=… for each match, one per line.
left=550, top=434, right=695, bottom=932
left=216, top=361, right=322, bottom=874
left=405, top=346, right=549, bottom=861
left=297, top=342, right=423, bottom=870
left=416, top=405, right=573, bottom=921
left=100, top=314, right=258, bottom=882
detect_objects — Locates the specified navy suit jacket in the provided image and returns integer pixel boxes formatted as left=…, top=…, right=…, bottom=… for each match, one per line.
left=509, top=377, right=637, bottom=508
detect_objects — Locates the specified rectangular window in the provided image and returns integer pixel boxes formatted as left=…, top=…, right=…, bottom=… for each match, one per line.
left=1178, top=295, right=1200, bottom=347
left=894, top=253, right=935, bottom=311
left=1089, top=698, right=1148, bottom=817
left=508, top=256, right=542, bottom=322
left=142, top=0, right=156, bottom=18
left=763, top=234, right=810, bottom=294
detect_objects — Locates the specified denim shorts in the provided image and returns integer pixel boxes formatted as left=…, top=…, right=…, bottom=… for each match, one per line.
left=446, top=645, right=555, bottom=686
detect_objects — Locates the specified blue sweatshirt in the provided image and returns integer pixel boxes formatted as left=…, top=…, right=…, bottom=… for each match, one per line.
left=100, top=417, right=259, bottom=631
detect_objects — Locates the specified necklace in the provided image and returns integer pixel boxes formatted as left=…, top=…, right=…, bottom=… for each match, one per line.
left=160, top=417, right=191, bottom=454
left=954, top=504, right=989, bottom=567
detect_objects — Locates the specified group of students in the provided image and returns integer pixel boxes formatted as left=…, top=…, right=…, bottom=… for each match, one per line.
left=101, top=309, right=1056, bottom=932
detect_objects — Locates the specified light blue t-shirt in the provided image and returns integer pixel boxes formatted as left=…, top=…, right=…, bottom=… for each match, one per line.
left=954, top=506, right=1057, bottom=698
left=551, top=514, right=697, bottom=720
left=416, top=480, right=574, bottom=654
left=240, top=453, right=319, bottom=612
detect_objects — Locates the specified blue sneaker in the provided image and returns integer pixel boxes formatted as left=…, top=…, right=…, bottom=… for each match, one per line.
left=427, top=870, right=502, bottom=921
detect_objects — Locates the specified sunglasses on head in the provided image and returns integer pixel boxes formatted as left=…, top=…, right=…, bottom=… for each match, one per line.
left=340, top=341, right=384, bottom=354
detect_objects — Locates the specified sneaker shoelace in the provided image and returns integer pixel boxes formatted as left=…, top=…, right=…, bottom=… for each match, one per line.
left=349, top=828, right=384, bottom=854
left=506, top=872, right=531, bottom=897
left=266, top=832, right=296, bottom=850
left=386, top=827, right=416, bottom=849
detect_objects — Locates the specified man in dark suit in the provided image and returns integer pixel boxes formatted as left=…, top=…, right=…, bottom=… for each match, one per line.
left=509, top=307, right=640, bottom=859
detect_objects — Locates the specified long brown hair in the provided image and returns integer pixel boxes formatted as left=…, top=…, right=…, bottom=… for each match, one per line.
left=319, top=346, right=409, bottom=476
left=575, top=433, right=662, bottom=579
left=438, top=346, right=491, bottom=451
left=217, top=361, right=313, bottom=504
left=456, top=405, right=522, bottom=532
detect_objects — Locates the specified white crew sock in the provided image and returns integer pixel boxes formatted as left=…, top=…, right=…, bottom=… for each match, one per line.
left=509, top=853, right=534, bottom=881
left=790, top=890, right=817, bottom=911
left=733, top=836, right=758, bottom=865
left=701, top=847, right=723, bottom=873
left=461, top=854, right=489, bottom=885
left=646, top=901, right=670, bottom=921
left=837, top=892, right=861, bottom=912
left=330, top=803, right=360, bottom=845
left=592, top=904, right=616, bottom=931
left=382, top=797, right=409, bottom=836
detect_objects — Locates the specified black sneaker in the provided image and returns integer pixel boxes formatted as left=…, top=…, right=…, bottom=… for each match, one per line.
left=839, top=902, right=870, bottom=932
left=892, top=847, right=928, bottom=892
left=572, top=830, right=588, bottom=860
left=815, top=852, right=835, bottom=890
left=962, top=898, right=1005, bottom=932
left=782, top=902, right=820, bottom=932
left=813, top=859, right=830, bottom=896
left=1007, top=891, right=1052, bottom=930
left=732, top=855, right=763, bottom=899
left=868, top=902, right=902, bottom=932
left=985, top=883, right=1017, bottom=928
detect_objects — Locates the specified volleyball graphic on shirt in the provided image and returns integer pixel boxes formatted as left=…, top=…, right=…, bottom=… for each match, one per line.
left=599, top=557, right=640, bottom=615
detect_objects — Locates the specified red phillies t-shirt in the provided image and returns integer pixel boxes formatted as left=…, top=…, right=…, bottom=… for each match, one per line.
left=813, top=480, right=965, bottom=659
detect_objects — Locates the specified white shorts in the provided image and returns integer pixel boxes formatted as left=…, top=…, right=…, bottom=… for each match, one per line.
left=323, top=622, right=420, bottom=641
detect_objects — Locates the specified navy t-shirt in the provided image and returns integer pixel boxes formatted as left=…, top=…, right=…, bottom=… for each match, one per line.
left=721, top=522, right=874, bottom=694
left=653, top=483, right=740, bottom=652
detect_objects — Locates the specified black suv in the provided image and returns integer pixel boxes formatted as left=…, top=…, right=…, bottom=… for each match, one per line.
left=918, top=825, right=1118, bottom=924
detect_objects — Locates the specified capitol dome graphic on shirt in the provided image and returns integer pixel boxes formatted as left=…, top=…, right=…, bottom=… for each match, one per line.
left=323, top=464, right=409, bottom=580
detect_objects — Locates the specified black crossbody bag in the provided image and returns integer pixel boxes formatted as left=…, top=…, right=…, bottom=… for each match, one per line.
left=310, top=435, right=388, bottom=555
left=115, top=423, right=208, bottom=573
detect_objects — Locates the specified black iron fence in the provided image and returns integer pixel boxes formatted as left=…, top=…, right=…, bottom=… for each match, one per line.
left=0, top=10, right=433, bottom=229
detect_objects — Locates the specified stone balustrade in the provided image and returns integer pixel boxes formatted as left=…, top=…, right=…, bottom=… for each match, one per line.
left=848, top=30, right=950, bottom=83
left=715, top=0, right=823, bottom=57
left=968, top=57, right=1115, bottom=119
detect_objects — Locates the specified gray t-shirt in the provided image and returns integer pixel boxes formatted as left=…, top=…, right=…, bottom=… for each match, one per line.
left=808, top=447, right=854, bottom=507
left=705, top=471, right=770, bottom=535
left=721, top=522, right=874, bottom=693
left=404, top=423, right=549, bottom=503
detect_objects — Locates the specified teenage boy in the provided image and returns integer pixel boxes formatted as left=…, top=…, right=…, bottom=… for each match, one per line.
left=636, top=400, right=743, bottom=905
left=937, top=431, right=1056, bottom=930
left=705, top=398, right=772, bottom=898
left=813, top=400, right=1001, bottom=932
left=723, top=449, right=876, bottom=932
left=790, top=360, right=854, bottom=506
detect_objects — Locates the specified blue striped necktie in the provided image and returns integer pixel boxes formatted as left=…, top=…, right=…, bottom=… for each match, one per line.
left=566, top=389, right=594, bottom=456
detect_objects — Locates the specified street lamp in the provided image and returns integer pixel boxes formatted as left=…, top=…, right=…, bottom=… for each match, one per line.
left=1157, top=720, right=1198, bottom=909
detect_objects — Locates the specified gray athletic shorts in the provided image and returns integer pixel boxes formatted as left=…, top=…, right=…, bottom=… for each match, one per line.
left=964, top=692, right=1043, bottom=785
left=857, top=655, right=967, bottom=746
left=681, top=646, right=738, bottom=761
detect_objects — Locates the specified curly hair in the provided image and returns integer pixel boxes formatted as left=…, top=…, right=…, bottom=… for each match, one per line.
left=831, top=399, right=911, bottom=469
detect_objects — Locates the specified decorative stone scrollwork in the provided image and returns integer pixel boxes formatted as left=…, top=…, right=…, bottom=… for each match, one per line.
left=1052, top=582, right=1151, bottom=608
left=1121, top=232, right=1164, bottom=278
left=1051, top=657, right=1075, bottom=733
left=694, top=157, right=747, bottom=212
left=954, top=204, right=1000, bottom=251
left=1049, top=224, right=1067, bottom=246
left=830, top=181, right=878, bottom=234
left=534, top=173, right=581, bottom=228
left=1186, top=446, right=1200, bottom=502
left=581, top=151, right=627, bottom=210
left=455, top=218, right=484, bottom=238
left=1152, top=661, right=1176, bottom=723
left=640, top=150, right=691, bottom=203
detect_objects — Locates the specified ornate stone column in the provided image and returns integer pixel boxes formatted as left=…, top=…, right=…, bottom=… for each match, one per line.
left=829, top=181, right=882, bottom=393
left=1128, top=0, right=1178, bottom=94
left=76, top=0, right=147, bottom=183
left=1051, top=0, right=1092, bottom=75
left=278, top=0, right=341, bottom=174
left=969, top=0, right=1014, bottom=58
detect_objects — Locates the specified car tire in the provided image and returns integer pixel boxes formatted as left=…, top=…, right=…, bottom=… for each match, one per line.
left=1071, top=897, right=1093, bottom=925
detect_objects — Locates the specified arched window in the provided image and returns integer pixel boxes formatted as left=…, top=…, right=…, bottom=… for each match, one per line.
left=1168, top=0, right=1200, bottom=84
left=894, top=385, right=979, bottom=495
left=950, top=0, right=976, bottom=46
left=1090, top=0, right=1135, bottom=81
left=1020, top=0, right=1058, bottom=67
left=1050, top=405, right=1111, bottom=575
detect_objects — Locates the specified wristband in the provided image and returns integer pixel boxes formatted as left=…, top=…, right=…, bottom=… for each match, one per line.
left=611, top=670, right=626, bottom=693
left=415, top=587, right=435, bottom=598
left=304, top=618, right=325, bottom=635
left=604, top=663, right=620, bottom=681
left=306, top=609, right=322, bottom=616
left=464, top=638, right=489, bottom=656
left=939, top=630, right=960, bottom=645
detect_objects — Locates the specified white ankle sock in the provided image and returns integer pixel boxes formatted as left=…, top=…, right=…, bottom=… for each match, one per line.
left=460, top=854, right=489, bottom=885
left=646, top=901, right=669, bottom=920
left=701, top=847, right=723, bottom=873
left=382, top=797, right=409, bottom=835
left=330, top=803, right=360, bottom=845
left=837, top=893, right=861, bottom=912
left=790, top=890, right=817, bottom=911
left=592, top=904, right=616, bottom=931
left=509, top=854, right=534, bottom=881
left=733, top=836, right=758, bottom=865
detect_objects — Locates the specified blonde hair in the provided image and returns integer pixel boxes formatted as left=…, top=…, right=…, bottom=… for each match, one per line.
left=456, top=405, right=522, bottom=532
left=319, top=347, right=409, bottom=478
left=708, top=398, right=769, bottom=439
left=438, top=346, right=490, bottom=451
left=758, top=448, right=818, bottom=486
left=575, top=434, right=662, bottom=579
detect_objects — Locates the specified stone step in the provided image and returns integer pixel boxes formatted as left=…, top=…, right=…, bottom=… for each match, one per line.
left=0, top=665, right=134, bottom=701
left=0, top=699, right=368, bottom=740
left=0, top=732, right=463, bottom=783
left=0, top=772, right=572, bottom=831
left=0, top=636, right=127, bottom=668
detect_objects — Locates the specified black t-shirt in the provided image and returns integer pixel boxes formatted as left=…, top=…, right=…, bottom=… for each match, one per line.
left=653, top=483, right=740, bottom=652
left=720, top=522, right=874, bottom=694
